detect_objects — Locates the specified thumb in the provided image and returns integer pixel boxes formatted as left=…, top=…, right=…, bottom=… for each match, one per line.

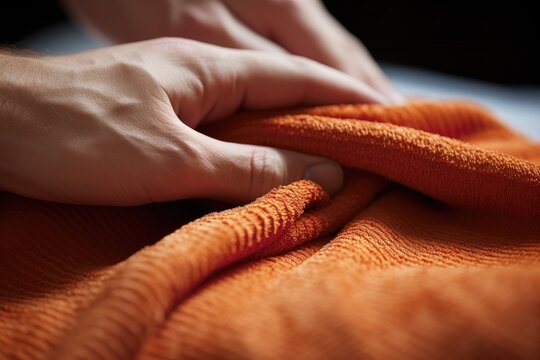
left=192, top=136, right=343, bottom=203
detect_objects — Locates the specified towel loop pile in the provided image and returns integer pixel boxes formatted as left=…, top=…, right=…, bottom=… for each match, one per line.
left=1, top=102, right=539, bottom=359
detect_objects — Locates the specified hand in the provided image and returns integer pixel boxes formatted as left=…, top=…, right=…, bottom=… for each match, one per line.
left=61, top=0, right=403, bottom=103
left=0, top=39, right=381, bottom=206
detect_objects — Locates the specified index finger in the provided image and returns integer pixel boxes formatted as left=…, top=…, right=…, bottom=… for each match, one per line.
left=199, top=49, right=386, bottom=123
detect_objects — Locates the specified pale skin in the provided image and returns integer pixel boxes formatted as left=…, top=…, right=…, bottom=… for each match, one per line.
left=61, top=0, right=403, bottom=103
left=0, top=39, right=385, bottom=205
left=0, top=1, right=401, bottom=206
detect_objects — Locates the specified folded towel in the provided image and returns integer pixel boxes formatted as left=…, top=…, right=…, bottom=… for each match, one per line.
left=1, top=102, right=539, bottom=359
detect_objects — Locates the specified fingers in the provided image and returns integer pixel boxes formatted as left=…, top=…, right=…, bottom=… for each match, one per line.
left=175, top=0, right=286, bottom=53
left=275, top=3, right=403, bottom=103
left=175, top=46, right=387, bottom=125
left=223, top=0, right=404, bottom=103
left=321, top=21, right=405, bottom=103
left=187, top=133, right=343, bottom=203
left=173, top=0, right=403, bottom=104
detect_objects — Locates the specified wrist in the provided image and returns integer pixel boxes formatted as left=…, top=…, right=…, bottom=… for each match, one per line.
left=0, top=53, right=50, bottom=192
left=0, top=52, right=43, bottom=127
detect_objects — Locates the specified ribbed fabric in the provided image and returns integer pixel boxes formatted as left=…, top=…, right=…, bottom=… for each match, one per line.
left=1, top=101, right=539, bottom=359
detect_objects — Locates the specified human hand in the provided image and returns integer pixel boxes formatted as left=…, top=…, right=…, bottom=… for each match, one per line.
left=61, top=0, right=403, bottom=103
left=0, top=39, right=381, bottom=205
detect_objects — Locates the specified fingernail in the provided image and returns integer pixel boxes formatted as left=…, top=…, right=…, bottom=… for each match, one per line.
left=304, top=162, right=344, bottom=195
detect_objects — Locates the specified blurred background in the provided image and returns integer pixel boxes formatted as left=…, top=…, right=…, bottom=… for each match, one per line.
left=1, top=0, right=539, bottom=137
left=326, top=0, right=539, bottom=85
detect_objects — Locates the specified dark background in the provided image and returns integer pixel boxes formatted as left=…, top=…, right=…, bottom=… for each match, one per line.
left=1, top=0, right=538, bottom=85
left=324, top=0, right=539, bottom=85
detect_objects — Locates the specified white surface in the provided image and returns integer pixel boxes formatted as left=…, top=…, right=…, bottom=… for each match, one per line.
left=385, top=65, right=540, bottom=138
left=21, top=22, right=540, bottom=139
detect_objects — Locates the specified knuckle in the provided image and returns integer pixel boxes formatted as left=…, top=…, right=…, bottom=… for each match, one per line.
left=248, top=149, right=286, bottom=198
left=107, top=60, right=162, bottom=96
left=112, top=60, right=146, bottom=77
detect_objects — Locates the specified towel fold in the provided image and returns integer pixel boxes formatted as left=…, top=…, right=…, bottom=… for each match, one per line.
left=1, top=101, right=539, bottom=359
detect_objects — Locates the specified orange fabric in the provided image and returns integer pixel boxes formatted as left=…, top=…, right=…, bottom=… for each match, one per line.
left=1, top=101, right=540, bottom=359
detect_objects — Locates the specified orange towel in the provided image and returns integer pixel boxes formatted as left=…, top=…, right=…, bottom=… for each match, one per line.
left=1, top=101, right=539, bottom=359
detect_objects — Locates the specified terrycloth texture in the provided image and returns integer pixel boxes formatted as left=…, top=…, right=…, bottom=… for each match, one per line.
left=1, top=102, right=540, bottom=359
